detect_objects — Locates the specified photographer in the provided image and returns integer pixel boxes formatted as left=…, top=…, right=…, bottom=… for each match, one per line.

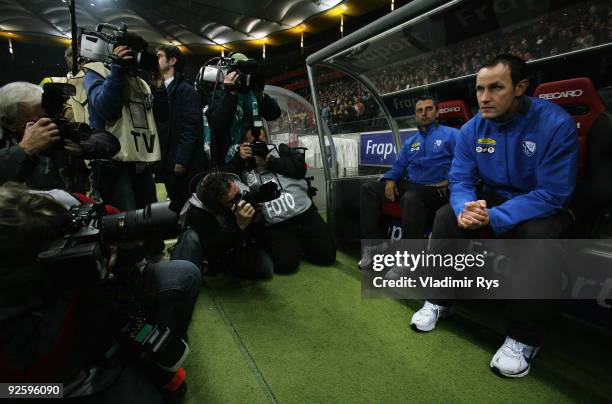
left=204, top=53, right=281, bottom=168
left=83, top=35, right=161, bottom=212
left=172, top=171, right=274, bottom=280
left=228, top=131, right=336, bottom=274
left=0, top=82, right=120, bottom=192
left=0, top=184, right=200, bottom=402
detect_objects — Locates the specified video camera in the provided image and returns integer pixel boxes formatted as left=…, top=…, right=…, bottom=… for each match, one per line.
left=79, top=23, right=157, bottom=71
left=233, top=180, right=281, bottom=207
left=41, top=83, right=92, bottom=146
left=37, top=201, right=179, bottom=284
left=196, top=54, right=259, bottom=93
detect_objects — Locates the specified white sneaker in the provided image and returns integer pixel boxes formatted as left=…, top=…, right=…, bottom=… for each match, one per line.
left=409, top=301, right=451, bottom=332
left=358, top=241, right=390, bottom=270
left=490, top=336, right=539, bottom=378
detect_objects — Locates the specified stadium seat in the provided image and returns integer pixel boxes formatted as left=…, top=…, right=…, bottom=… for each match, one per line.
left=437, top=99, right=472, bottom=129
left=534, top=77, right=612, bottom=235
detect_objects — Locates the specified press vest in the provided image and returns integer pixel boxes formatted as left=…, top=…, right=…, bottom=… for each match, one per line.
left=83, top=62, right=160, bottom=163
left=241, top=146, right=312, bottom=225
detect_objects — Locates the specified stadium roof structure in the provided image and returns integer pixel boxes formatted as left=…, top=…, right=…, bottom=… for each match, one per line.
left=0, top=0, right=390, bottom=52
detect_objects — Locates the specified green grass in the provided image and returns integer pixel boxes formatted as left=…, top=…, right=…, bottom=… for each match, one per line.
left=182, top=251, right=612, bottom=403
left=159, top=185, right=611, bottom=403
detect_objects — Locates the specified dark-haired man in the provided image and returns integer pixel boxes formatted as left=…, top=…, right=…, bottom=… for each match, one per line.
left=172, top=171, right=274, bottom=280
left=154, top=45, right=208, bottom=212
left=359, top=96, right=459, bottom=261
left=410, top=54, right=578, bottom=378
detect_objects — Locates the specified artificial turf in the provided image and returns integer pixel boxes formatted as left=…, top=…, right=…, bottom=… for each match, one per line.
left=182, top=250, right=612, bottom=403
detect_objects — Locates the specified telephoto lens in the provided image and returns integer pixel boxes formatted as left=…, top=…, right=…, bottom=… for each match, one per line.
left=99, top=201, right=180, bottom=242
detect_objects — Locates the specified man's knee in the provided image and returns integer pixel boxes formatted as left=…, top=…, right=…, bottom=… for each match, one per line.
left=361, top=181, right=383, bottom=200
left=146, top=260, right=201, bottom=297
left=307, top=245, right=336, bottom=266
left=400, top=191, right=425, bottom=209
left=512, top=214, right=570, bottom=238
left=431, top=203, right=458, bottom=236
left=272, top=254, right=301, bottom=274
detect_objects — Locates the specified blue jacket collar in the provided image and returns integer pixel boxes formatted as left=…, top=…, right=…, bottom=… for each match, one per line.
left=418, top=122, right=439, bottom=136
left=491, top=96, right=532, bottom=130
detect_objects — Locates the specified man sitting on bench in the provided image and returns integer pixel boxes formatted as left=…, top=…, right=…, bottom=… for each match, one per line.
left=359, top=95, right=459, bottom=267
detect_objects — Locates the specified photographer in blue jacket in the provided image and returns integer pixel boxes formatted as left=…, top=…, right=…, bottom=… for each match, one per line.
left=410, top=54, right=578, bottom=378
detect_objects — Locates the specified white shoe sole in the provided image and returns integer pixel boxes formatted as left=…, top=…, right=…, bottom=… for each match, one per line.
left=409, top=307, right=453, bottom=333
left=410, top=320, right=436, bottom=332
left=490, top=364, right=530, bottom=378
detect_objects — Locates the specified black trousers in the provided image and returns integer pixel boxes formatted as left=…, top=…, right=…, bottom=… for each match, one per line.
left=164, top=172, right=192, bottom=213
left=263, top=205, right=336, bottom=274
left=429, top=191, right=573, bottom=346
left=94, top=162, right=165, bottom=256
left=360, top=180, right=448, bottom=239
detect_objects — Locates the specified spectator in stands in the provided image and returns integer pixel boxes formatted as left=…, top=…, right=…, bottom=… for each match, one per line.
left=153, top=45, right=208, bottom=212
left=359, top=95, right=459, bottom=267
left=410, top=54, right=578, bottom=378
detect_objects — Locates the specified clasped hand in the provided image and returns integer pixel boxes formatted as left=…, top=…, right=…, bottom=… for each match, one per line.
left=458, top=200, right=490, bottom=230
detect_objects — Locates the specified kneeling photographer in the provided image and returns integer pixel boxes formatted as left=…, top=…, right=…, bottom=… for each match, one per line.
left=198, top=53, right=281, bottom=168
left=227, top=129, right=336, bottom=274
left=172, top=171, right=275, bottom=280
left=0, top=82, right=120, bottom=192
left=0, top=184, right=200, bottom=402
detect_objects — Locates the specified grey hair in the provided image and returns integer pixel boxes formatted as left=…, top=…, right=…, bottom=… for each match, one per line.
left=0, top=82, right=43, bottom=123
left=0, top=183, right=67, bottom=258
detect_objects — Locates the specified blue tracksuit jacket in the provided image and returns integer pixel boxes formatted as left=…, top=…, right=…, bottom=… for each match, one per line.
left=382, top=123, right=459, bottom=185
left=450, top=96, right=578, bottom=234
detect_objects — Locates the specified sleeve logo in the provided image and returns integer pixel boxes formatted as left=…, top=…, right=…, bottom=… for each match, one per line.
left=521, top=141, right=536, bottom=157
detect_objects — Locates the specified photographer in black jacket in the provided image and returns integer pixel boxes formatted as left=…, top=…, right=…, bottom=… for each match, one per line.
left=204, top=53, right=281, bottom=168
left=0, top=184, right=200, bottom=402
left=0, top=82, right=120, bottom=192
left=172, top=171, right=274, bottom=280
left=228, top=130, right=336, bottom=274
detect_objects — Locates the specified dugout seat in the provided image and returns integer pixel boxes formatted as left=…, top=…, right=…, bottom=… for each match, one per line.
left=437, top=99, right=472, bottom=129
left=534, top=77, right=612, bottom=236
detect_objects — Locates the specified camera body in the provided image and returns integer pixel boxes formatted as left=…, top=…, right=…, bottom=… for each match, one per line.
left=250, top=140, right=270, bottom=158
left=41, top=83, right=93, bottom=150
left=80, top=23, right=157, bottom=71
left=233, top=180, right=281, bottom=207
left=198, top=55, right=258, bottom=93
left=37, top=201, right=179, bottom=284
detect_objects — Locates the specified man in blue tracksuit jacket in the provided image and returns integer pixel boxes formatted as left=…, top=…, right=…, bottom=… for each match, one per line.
left=410, top=55, right=578, bottom=379
left=360, top=95, right=459, bottom=242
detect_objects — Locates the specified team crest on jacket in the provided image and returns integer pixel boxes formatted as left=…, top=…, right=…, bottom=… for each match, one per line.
left=521, top=141, right=536, bottom=157
left=433, top=139, right=443, bottom=150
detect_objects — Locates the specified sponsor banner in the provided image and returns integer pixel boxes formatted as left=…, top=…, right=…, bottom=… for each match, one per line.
left=360, top=239, right=612, bottom=303
left=360, top=130, right=417, bottom=166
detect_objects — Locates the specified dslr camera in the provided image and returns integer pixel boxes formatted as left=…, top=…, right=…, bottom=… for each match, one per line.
left=232, top=180, right=281, bottom=207
left=35, top=198, right=188, bottom=391
left=196, top=54, right=259, bottom=93
left=249, top=127, right=270, bottom=158
left=41, top=82, right=91, bottom=146
left=38, top=200, right=179, bottom=284
left=79, top=23, right=158, bottom=71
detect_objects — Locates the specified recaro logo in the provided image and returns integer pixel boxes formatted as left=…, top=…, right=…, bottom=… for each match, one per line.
left=539, top=89, right=583, bottom=100
left=439, top=106, right=461, bottom=114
